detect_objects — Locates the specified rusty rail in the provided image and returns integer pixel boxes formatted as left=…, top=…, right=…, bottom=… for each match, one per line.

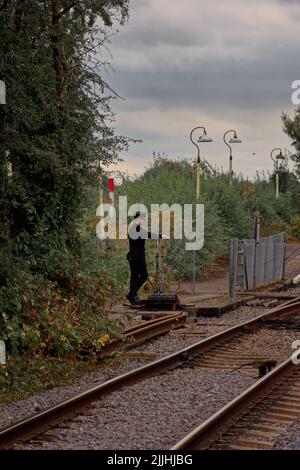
left=101, top=313, right=187, bottom=357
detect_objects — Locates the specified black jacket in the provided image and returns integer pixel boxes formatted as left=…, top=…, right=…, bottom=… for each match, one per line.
left=127, top=223, right=160, bottom=260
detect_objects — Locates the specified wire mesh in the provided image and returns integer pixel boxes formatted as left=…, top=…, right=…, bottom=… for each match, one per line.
left=95, top=236, right=197, bottom=298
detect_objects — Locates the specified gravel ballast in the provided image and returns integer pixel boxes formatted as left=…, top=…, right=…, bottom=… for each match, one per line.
left=274, top=419, right=300, bottom=450
left=0, top=306, right=270, bottom=429
left=15, top=368, right=255, bottom=450
left=129, top=322, right=300, bottom=366
left=1, top=276, right=300, bottom=449
left=0, top=360, right=146, bottom=431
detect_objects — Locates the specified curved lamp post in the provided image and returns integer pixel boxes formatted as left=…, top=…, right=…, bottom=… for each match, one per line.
left=190, top=126, right=213, bottom=200
left=223, top=130, right=242, bottom=187
left=270, top=148, right=286, bottom=198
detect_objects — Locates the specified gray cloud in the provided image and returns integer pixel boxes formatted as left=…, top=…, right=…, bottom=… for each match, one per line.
left=115, top=22, right=201, bottom=48
left=103, top=0, right=300, bottom=177
left=109, top=50, right=297, bottom=111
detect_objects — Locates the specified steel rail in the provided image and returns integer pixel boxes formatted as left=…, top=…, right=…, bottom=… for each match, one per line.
left=104, top=313, right=187, bottom=353
left=171, top=357, right=295, bottom=450
left=1, top=297, right=300, bottom=449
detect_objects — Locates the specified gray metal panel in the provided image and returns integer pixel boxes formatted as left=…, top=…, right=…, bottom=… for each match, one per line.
left=255, top=239, right=266, bottom=286
left=265, top=236, right=275, bottom=284
left=273, top=233, right=285, bottom=281
left=237, top=240, right=247, bottom=291
left=229, top=239, right=239, bottom=297
left=243, top=240, right=255, bottom=290
left=231, top=232, right=286, bottom=292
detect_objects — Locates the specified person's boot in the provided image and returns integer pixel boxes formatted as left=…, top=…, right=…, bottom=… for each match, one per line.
left=126, top=294, right=136, bottom=305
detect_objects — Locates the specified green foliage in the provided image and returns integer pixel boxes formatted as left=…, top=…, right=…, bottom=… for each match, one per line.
left=283, top=108, right=300, bottom=177
left=288, top=216, right=300, bottom=240
left=0, top=262, right=123, bottom=356
left=0, top=355, right=107, bottom=403
left=111, top=156, right=300, bottom=281
left=0, top=1, right=131, bottom=356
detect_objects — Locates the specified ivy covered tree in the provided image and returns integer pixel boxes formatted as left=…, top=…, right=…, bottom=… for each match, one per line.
left=0, top=1, right=136, bottom=354
left=0, top=0, right=131, bottom=285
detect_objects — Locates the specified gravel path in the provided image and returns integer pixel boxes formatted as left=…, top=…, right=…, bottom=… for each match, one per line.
left=285, top=243, right=300, bottom=279
left=15, top=368, right=254, bottom=450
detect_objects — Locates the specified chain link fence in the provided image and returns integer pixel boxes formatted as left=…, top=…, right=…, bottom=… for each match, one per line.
left=95, top=236, right=198, bottom=299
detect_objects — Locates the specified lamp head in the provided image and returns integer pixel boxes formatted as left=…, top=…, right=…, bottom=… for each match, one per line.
left=276, top=151, right=285, bottom=161
left=198, top=132, right=213, bottom=143
left=229, top=132, right=242, bottom=144
left=229, top=137, right=242, bottom=144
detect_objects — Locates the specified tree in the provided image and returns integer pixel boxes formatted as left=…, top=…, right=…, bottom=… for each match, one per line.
left=282, top=108, right=300, bottom=178
left=0, top=0, right=131, bottom=284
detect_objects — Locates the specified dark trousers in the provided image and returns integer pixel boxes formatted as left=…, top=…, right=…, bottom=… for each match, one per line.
left=128, top=254, right=148, bottom=300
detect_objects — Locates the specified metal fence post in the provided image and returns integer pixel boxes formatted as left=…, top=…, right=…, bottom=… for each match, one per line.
left=253, top=210, right=261, bottom=290
left=192, top=249, right=196, bottom=295
left=0, top=341, right=6, bottom=365
left=282, top=233, right=287, bottom=280
left=229, top=239, right=238, bottom=298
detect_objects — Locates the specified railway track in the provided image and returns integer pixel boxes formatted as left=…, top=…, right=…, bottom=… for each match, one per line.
left=102, top=312, right=187, bottom=355
left=1, top=296, right=300, bottom=450
left=172, top=357, right=300, bottom=450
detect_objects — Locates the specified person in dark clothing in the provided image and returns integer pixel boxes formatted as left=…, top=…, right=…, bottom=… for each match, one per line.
left=126, top=212, right=161, bottom=305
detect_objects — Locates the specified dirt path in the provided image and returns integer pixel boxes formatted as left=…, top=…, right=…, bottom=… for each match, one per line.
left=285, top=241, right=300, bottom=279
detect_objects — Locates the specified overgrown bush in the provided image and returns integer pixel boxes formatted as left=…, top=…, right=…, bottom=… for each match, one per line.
left=103, top=156, right=300, bottom=283
left=0, top=253, right=123, bottom=357
left=0, top=2, right=131, bottom=357
left=288, top=216, right=300, bottom=240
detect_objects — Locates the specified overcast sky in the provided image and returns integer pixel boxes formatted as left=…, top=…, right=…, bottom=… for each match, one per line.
left=105, top=0, right=299, bottom=179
